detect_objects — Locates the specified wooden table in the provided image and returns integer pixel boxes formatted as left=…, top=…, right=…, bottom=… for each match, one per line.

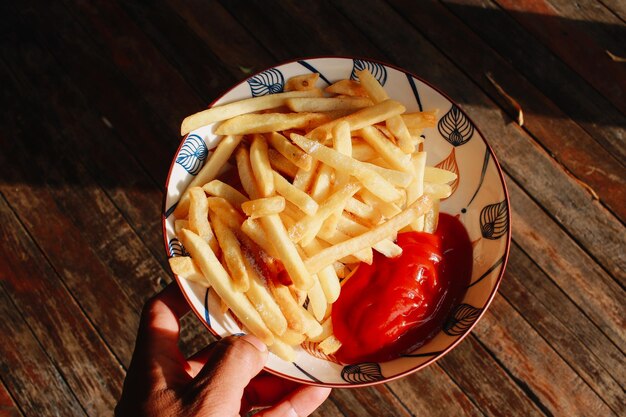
left=1, top=1, right=624, bottom=416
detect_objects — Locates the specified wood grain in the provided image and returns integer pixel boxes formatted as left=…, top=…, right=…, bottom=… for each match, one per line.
left=438, top=335, right=544, bottom=416
left=0, top=284, right=86, bottom=417
left=506, top=176, right=625, bottom=349
left=475, top=296, right=616, bottom=416
left=503, top=242, right=625, bottom=412
left=0, top=379, right=24, bottom=417
left=493, top=0, right=626, bottom=114
left=0, top=194, right=123, bottom=415
left=441, top=0, right=626, bottom=164
left=388, top=0, right=626, bottom=223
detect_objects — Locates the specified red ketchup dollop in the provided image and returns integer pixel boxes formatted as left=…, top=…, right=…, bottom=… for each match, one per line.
left=332, top=213, right=473, bottom=363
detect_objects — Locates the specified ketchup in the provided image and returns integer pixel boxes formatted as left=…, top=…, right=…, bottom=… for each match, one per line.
left=332, top=213, right=472, bottom=363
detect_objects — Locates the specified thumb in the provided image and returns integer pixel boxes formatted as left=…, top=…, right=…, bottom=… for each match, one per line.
left=187, top=334, right=268, bottom=414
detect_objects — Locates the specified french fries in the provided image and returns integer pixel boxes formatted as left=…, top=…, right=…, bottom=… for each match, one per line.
left=169, top=69, right=453, bottom=362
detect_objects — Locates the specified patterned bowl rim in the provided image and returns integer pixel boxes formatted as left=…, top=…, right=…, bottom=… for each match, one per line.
left=161, top=55, right=512, bottom=388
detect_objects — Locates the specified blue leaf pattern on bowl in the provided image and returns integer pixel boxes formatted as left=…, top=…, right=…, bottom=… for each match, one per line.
left=247, top=68, right=284, bottom=96
left=351, top=59, right=387, bottom=86
left=341, top=362, right=384, bottom=383
left=480, top=200, right=509, bottom=239
left=176, top=134, right=208, bottom=176
left=438, top=105, right=474, bottom=146
left=443, top=304, right=482, bottom=336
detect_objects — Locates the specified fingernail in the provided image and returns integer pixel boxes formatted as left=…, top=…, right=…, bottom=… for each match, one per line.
left=241, top=334, right=267, bottom=352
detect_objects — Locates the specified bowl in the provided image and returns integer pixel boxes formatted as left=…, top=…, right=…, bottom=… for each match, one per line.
left=162, top=57, right=511, bottom=387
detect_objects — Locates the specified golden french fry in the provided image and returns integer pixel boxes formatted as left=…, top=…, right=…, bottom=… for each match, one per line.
left=358, top=125, right=411, bottom=172
left=351, top=140, right=378, bottom=161
left=268, top=148, right=299, bottom=178
left=423, top=198, right=440, bottom=233
left=243, top=257, right=288, bottom=336
left=285, top=73, right=319, bottom=91
left=202, top=179, right=249, bottom=209
left=356, top=69, right=413, bottom=153
left=306, top=195, right=433, bottom=273
left=307, top=277, right=327, bottom=322
left=286, top=96, right=373, bottom=112
left=292, top=160, right=319, bottom=192
left=337, top=215, right=402, bottom=258
left=358, top=189, right=402, bottom=218
left=240, top=218, right=280, bottom=260
left=309, top=164, right=333, bottom=203
left=332, top=120, right=352, bottom=188
left=241, top=196, right=285, bottom=219
left=207, top=197, right=245, bottom=228
left=250, top=135, right=275, bottom=197
left=260, top=214, right=313, bottom=290
left=308, top=316, right=334, bottom=343
left=174, top=135, right=243, bottom=218
left=407, top=152, right=426, bottom=232
left=307, top=99, right=406, bottom=141
left=360, top=162, right=413, bottom=188
left=188, top=187, right=219, bottom=253
left=271, top=284, right=306, bottom=333
left=291, top=134, right=402, bottom=202
left=174, top=219, right=189, bottom=235
left=278, top=328, right=307, bottom=346
left=216, top=112, right=329, bottom=135
left=272, top=171, right=319, bottom=216
left=325, top=79, right=369, bottom=97
left=268, top=338, right=297, bottom=362
left=181, top=89, right=322, bottom=135
left=424, top=182, right=452, bottom=199
left=289, top=182, right=362, bottom=246
left=402, top=110, right=438, bottom=131
left=169, top=256, right=208, bottom=286
left=235, top=146, right=260, bottom=199
left=267, top=132, right=313, bottom=171
left=424, top=166, right=458, bottom=184
left=344, top=197, right=382, bottom=225
left=210, top=215, right=250, bottom=292
left=316, top=228, right=373, bottom=265
left=318, top=335, right=342, bottom=355
left=301, top=239, right=341, bottom=304
left=181, top=229, right=274, bottom=345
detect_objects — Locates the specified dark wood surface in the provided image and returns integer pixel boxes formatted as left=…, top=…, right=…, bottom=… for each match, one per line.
left=1, top=1, right=624, bottom=416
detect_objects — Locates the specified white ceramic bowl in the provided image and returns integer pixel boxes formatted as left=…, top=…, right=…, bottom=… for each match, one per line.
left=162, top=57, right=510, bottom=387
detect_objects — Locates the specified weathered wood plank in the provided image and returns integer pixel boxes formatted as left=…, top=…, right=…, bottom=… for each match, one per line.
left=0, top=379, right=24, bottom=417
left=474, top=295, right=616, bottom=416
left=506, top=175, right=625, bottom=349
left=333, top=0, right=626, bottom=283
left=0, top=194, right=123, bottom=415
left=599, top=0, right=626, bottom=21
left=388, top=0, right=626, bottom=222
left=438, top=335, right=545, bottom=416
left=60, top=0, right=222, bottom=124
left=492, top=0, right=626, bottom=115
left=10, top=0, right=213, bottom=358
left=0, top=284, right=86, bottom=417
left=503, top=241, right=625, bottom=412
left=167, top=0, right=276, bottom=72
left=329, top=385, right=412, bottom=417
left=217, top=0, right=385, bottom=61
left=386, top=366, right=485, bottom=417
left=15, top=0, right=177, bottom=187
left=119, top=0, right=262, bottom=90
left=440, top=0, right=626, bottom=164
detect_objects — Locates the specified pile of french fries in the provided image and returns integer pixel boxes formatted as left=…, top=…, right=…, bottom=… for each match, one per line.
left=169, top=69, right=455, bottom=362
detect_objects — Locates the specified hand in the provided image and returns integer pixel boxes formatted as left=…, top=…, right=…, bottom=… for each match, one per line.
left=115, top=283, right=331, bottom=416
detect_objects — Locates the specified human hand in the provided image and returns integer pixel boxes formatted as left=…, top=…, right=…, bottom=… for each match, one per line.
left=115, top=283, right=331, bottom=416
